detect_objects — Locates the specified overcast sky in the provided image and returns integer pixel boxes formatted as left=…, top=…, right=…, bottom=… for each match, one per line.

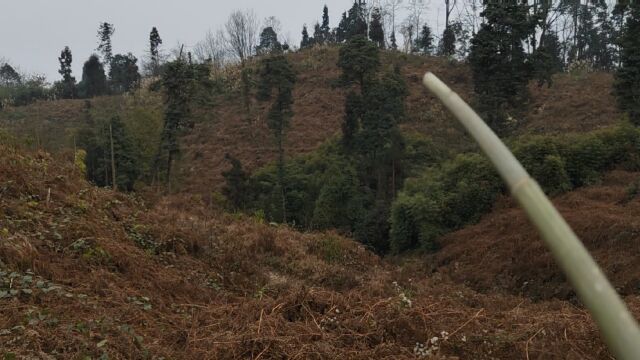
left=1, top=0, right=445, bottom=82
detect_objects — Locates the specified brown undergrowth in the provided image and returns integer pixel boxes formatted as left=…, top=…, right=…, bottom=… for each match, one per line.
left=1, top=146, right=635, bottom=359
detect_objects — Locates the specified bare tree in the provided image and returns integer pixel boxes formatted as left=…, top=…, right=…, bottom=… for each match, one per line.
left=405, top=0, right=427, bottom=39
left=263, top=16, right=282, bottom=37
left=193, top=29, right=228, bottom=71
left=224, top=9, right=259, bottom=65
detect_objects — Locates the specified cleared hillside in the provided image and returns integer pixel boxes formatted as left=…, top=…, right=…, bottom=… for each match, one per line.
left=2, top=144, right=635, bottom=359
left=433, top=170, right=640, bottom=301
left=0, top=47, right=621, bottom=197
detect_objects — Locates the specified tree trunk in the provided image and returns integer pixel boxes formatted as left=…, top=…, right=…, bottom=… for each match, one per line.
left=109, top=121, right=117, bottom=191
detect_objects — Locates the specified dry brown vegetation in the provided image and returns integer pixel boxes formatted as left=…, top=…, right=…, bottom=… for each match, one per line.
left=1, top=142, right=637, bottom=359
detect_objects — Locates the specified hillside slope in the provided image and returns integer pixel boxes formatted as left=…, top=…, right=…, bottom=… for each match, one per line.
left=0, top=48, right=621, bottom=196
left=432, top=170, right=640, bottom=301
left=1, top=145, right=635, bottom=359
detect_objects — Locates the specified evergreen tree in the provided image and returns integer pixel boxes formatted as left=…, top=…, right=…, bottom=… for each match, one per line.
left=0, top=63, right=21, bottom=86
left=78, top=55, right=108, bottom=98
left=532, top=31, right=564, bottom=87
left=300, top=25, right=311, bottom=49
left=336, top=12, right=349, bottom=43
left=256, top=27, right=282, bottom=55
left=369, top=7, right=385, bottom=48
left=313, top=23, right=324, bottom=45
left=346, top=0, right=368, bottom=40
left=78, top=115, right=140, bottom=191
left=222, top=153, right=249, bottom=209
left=390, top=31, right=398, bottom=50
left=155, top=57, right=192, bottom=184
left=257, top=55, right=297, bottom=222
left=615, top=1, right=640, bottom=125
left=97, top=22, right=115, bottom=65
left=468, top=2, right=534, bottom=133
left=417, top=25, right=433, bottom=55
left=109, top=53, right=140, bottom=93
left=321, top=5, right=332, bottom=42
left=342, top=91, right=362, bottom=149
left=149, top=27, right=163, bottom=76
left=439, top=26, right=456, bottom=56
left=57, top=47, right=76, bottom=99
left=338, top=36, right=380, bottom=91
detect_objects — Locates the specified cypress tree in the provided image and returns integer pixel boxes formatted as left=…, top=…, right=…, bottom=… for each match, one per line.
left=336, top=12, right=349, bottom=43
left=57, top=46, right=76, bottom=99
left=439, top=26, right=456, bottom=56
left=79, top=55, right=108, bottom=98
left=369, top=7, right=385, bottom=48
left=313, top=23, right=324, bottom=45
left=97, top=22, right=115, bottom=65
left=321, top=5, right=332, bottom=42
left=109, top=53, right=140, bottom=94
left=390, top=31, right=398, bottom=50
left=149, top=27, right=163, bottom=76
left=257, top=27, right=282, bottom=55
left=301, top=25, right=311, bottom=49
left=615, top=1, right=640, bottom=125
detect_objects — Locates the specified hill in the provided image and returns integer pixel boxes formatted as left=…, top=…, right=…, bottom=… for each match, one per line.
left=0, top=47, right=621, bottom=196
left=1, top=144, right=636, bottom=359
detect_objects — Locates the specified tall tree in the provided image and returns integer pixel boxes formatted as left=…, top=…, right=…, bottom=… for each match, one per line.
left=97, top=22, right=115, bottom=66
left=390, top=31, right=398, bottom=50
left=313, top=23, right=324, bottom=45
left=439, top=26, right=456, bottom=56
left=346, top=0, right=369, bottom=39
left=257, top=55, right=297, bottom=222
left=57, top=46, right=76, bottom=99
left=321, top=5, right=332, bottom=42
left=148, top=27, right=163, bottom=76
left=468, top=2, right=534, bottom=133
left=369, top=7, right=386, bottom=48
left=336, top=12, right=349, bottom=43
left=338, top=36, right=380, bottom=91
left=301, top=25, right=312, bottom=49
left=79, top=55, right=108, bottom=98
left=256, top=26, right=282, bottom=55
left=109, top=53, right=140, bottom=93
left=615, top=1, right=640, bottom=125
left=225, top=9, right=259, bottom=65
left=417, top=25, right=433, bottom=54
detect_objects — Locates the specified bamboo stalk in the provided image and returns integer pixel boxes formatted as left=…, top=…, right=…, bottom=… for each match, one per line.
left=422, top=72, right=640, bottom=359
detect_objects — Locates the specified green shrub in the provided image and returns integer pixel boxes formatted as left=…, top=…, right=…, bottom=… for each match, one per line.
left=513, top=136, right=572, bottom=195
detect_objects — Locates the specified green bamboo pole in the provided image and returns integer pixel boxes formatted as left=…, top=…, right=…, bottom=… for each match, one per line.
left=422, top=72, right=640, bottom=359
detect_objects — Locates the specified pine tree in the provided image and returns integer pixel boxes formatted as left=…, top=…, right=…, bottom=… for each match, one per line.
left=97, top=22, right=115, bottom=65
left=468, top=2, right=534, bottom=133
left=78, top=55, right=108, bottom=98
left=532, top=31, right=564, bottom=87
left=57, top=46, right=76, bottom=99
left=417, top=25, right=433, bottom=55
left=109, top=53, right=140, bottom=93
left=321, top=5, right=332, bottom=42
left=300, top=25, right=311, bottom=49
left=615, top=1, right=640, bottom=125
left=369, top=7, right=385, bottom=48
left=257, top=55, right=297, bottom=222
left=149, top=27, right=163, bottom=76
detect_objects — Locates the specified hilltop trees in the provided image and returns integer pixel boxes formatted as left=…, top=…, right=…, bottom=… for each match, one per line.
left=615, top=1, right=640, bottom=125
left=78, top=55, right=108, bottom=98
left=301, top=25, right=312, bottom=49
left=338, top=36, right=380, bottom=90
left=321, top=5, right=332, bottom=42
left=256, top=26, right=282, bottom=56
left=417, top=25, right=433, bottom=55
left=56, top=47, right=76, bottom=99
left=109, top=53, right=140, bottom=93
left=468, top=2, right=534, bottom=133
